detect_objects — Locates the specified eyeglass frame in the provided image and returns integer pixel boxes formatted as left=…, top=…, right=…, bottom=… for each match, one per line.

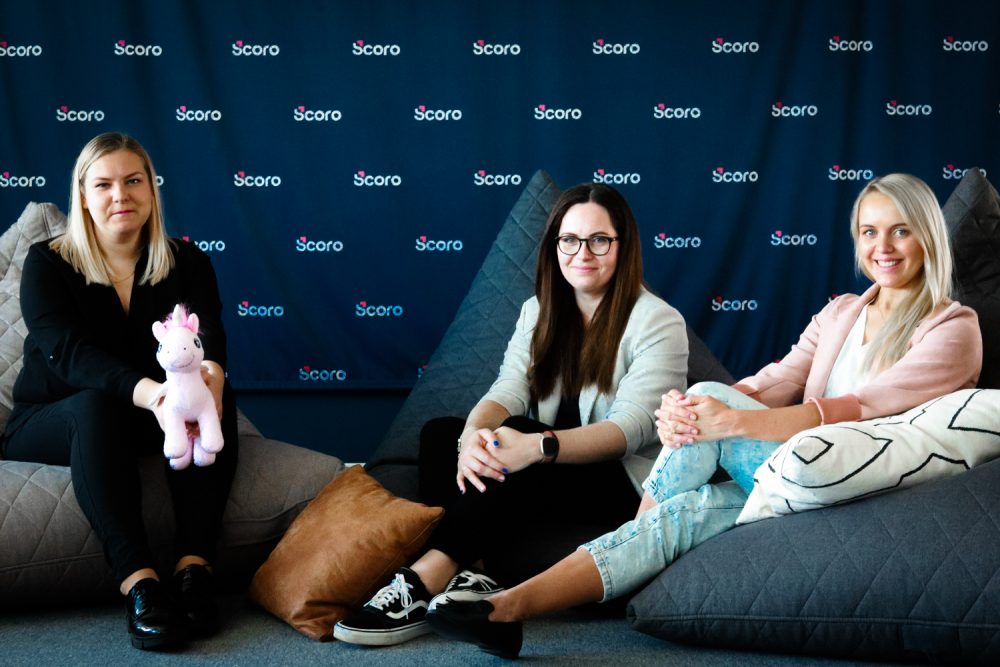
left=555, top=234, right=619, bottom=256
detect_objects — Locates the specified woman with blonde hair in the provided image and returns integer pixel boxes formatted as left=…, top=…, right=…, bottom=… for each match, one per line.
left=425, top=173, right=982, bottom=658
left=0, top=132, right=237, bottom=650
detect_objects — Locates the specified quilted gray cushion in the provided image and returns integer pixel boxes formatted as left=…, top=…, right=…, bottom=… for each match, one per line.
left=628, top=458, right=1000, bottom=663
left=366, top=171, right=734, bottom=500
left=0, top=202, right=344, bottom=606
left=366, top=170, right=562, bottom=498
left=942, top=167, right=1000, bottom=389
left=0, top=202, right=67, bottom=425
left=0, top=431, right=343, bottom=607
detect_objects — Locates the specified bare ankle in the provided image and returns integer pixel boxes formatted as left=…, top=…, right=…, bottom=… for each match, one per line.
left=487, top=591, right=519, bottom=622
left=120, top=568, right=159, bottom=595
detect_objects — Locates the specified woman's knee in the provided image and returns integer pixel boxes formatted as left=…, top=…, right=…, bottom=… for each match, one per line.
left=686, top=381, right=732, bottom=399
left=687, top=382, right=765, bottom=411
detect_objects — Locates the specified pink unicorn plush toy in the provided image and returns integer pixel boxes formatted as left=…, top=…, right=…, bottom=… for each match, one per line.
left=152, top=304, right=224, bottom=470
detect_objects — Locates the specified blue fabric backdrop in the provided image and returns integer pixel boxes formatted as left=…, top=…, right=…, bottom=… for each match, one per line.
left=1, top=0, right=997, bottom=389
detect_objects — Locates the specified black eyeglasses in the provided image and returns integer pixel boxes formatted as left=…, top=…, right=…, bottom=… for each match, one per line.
left=556, top=235, right=618, bottom=256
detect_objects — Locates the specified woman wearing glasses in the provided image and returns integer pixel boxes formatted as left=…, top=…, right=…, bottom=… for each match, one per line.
left=335, top=183, right=688, bottom=648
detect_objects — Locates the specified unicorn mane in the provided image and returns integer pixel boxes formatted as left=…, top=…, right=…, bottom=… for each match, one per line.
left=161, top=304, right=199, bottom=334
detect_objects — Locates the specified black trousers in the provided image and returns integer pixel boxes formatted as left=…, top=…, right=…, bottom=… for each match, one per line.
left=1, top=386, right=239, bottom=584
left=418, top=416, right=638, bottom=587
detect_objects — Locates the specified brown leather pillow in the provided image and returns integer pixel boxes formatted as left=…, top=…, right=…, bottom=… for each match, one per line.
left=249, top=465, right=444, bottom=640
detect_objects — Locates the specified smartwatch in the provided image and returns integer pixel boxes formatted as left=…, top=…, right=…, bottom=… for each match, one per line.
left=539, top=430, right=559, bottom=463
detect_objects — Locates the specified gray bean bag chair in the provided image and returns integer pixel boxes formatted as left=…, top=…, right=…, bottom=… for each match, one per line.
left=0, top=202, right=345, bottom=608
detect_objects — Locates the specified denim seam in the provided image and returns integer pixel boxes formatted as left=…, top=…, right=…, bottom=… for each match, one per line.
left=585, top=499, right=746, bottom=602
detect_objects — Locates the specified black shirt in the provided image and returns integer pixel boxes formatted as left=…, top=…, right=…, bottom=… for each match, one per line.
left=7, top=239, right=227, bottom=434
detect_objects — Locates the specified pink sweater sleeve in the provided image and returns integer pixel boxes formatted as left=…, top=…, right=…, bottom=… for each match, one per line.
left=736, top=296, right=982, bottom=425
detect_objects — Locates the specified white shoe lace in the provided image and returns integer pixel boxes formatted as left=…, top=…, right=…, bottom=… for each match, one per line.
left=451, top=570, right=498, bottom=592
left=368, top=573, right=413, bottom=611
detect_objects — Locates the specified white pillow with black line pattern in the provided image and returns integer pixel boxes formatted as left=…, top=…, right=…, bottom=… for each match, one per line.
left=736, top=388, right=1000, bottom=524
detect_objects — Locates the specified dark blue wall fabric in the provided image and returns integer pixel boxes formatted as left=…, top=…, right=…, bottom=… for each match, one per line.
left=2, top=0, right=998, bottom=388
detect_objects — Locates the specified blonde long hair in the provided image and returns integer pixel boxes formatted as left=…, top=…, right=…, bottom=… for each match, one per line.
left=850, top=173, right=953, bottom=373
left=50, top=132, right=174, bottom=285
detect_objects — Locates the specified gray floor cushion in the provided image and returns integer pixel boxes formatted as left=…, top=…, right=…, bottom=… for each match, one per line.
left=0, top=202, right=345, bottom=607
left=627, top=170, right=1000, bottom=662
left=366, top=170, right=563, bottom=499
left=628, top=458, right=1000, bottom=663
left=943, top=167, right=1000, bottom=389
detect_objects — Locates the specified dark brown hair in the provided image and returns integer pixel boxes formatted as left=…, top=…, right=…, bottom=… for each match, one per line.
left=529, top=183, right=644, bottom=399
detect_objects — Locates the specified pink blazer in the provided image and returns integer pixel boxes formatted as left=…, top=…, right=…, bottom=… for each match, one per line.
left=732, top=284, right=982, bottom=424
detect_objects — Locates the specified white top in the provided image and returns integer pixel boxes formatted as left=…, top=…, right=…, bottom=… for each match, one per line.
left=823, top=304, right=870, bottom=398
left=481, top=288, right=689, bottom=491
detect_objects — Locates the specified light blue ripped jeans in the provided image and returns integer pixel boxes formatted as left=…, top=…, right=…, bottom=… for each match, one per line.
left=581, top=381, right=781, bottom=602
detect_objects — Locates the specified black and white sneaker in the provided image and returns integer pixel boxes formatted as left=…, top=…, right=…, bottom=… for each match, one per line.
left=430, top=568, right=505, bottom=609
left=333, top=567, right=432, bottom=646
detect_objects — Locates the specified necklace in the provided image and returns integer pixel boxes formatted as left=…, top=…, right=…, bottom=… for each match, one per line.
left=109, top=269, right=135, bottom=284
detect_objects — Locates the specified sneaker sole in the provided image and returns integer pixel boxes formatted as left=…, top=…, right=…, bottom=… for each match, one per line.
left=333, top=621, right=431, bottom=646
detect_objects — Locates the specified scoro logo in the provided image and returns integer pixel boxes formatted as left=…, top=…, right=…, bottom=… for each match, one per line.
left=355, top=301, right=404, bottom=317
left=942, top=35, right=989, bottom=52
left=233, top=170, right=281, bottom=187
left=231, top=39, right=279, bottom=56
left=711, top=295, right=758, bottom=312
left=415, top=235, right=463, bottom=251
left=414, top=104, right=462, bottom=121
left=770, top=230, right=818, bottom=246
left=176, top=105, right=222, bottom=121
left=829, top=35, right=873, bottom=51
left=56, top=105, right=104, bottom=122
left=296, top=236, right=344, bottom=252
left=473, top=170, right=522, bottom=186
left=352, top=39, right=400, bottom=56
left=181, top=236, right=226, bottom=252
left=828, top=165, right=873, bottom=181
left=155, top=175, right=164, bottom=187
left=885, top=99, right=932, bottom=116
left=592, top=38, right=640, bottom=54
left=114, top=39, right=162, bottom=56
left=534, top=104, right=582, bottom=120
left=653, top=102, right=701, bottom=119
left=353, top=170, right=402, bottom=187
left=473, top=39, right=520, bottom=55
left=0, top=40, right=42, bottom=57
left=298, top=365, right=347, bottom=382
left=653, top=232, right=701, bottom=249
left=293, top=105, right=342, bottom=122
left=943, top=164, right=987, bottom=180
left=0, top=171, right=46, bottom=188
left=711, top=37, right=759, bottom=53
left=237, top=300, right=284, bottom=317
left=593, top=168, right=640, bottom=185
left=772, top=101, right=818, bottom=117
left=712, top=166, right=758, bottom=183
